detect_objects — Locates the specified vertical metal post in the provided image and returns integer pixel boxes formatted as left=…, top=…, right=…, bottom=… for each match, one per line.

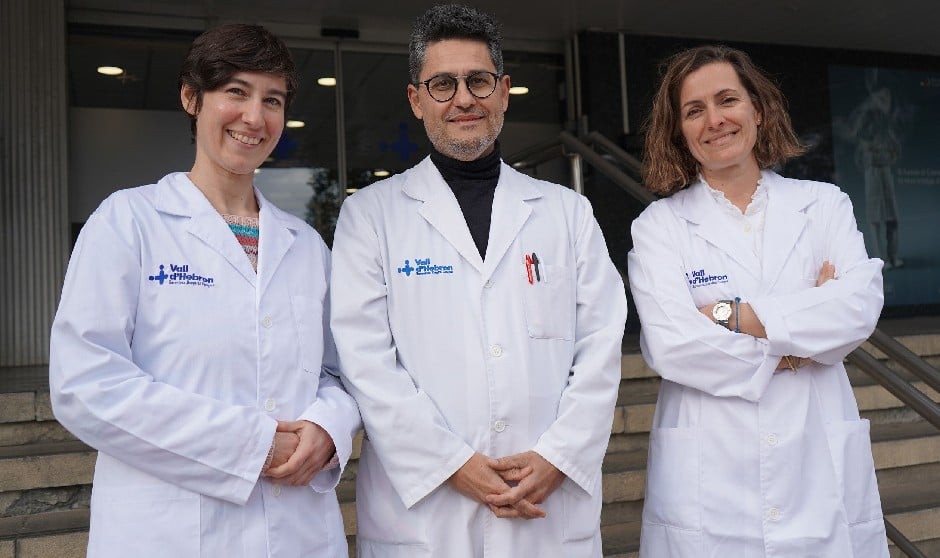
left=564, top=36, right=577, bottom=131
left=572, top=33, right=583, bottom=131
left=618, top=32, right=630, bottom=135
left=334, top=44, right=348, bottom=198
left=569, top=153, right=584, bottom=195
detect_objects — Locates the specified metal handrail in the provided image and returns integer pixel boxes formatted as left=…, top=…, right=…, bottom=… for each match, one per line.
left=505, top=131, right=656, bottom=205
left=507, top=137, right=565, bottom=170
left=846, top=347, right=940, bottom=557
left=582, top=131, right=644, bottom=175
left=866, top=328, right=940, bottom=394
left=846, top=347, right=940, bottom=430
left=557, top=132, right=657, bottom=204
left=885, top=519, right=929, bottom=558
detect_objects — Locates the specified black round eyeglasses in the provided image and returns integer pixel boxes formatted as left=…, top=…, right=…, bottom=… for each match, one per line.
left=413, top=71, right=501, bottom=103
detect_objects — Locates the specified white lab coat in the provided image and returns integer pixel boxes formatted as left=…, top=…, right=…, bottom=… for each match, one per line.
left=330, top=157, right=627, bottom=558
left=50, top=172, right=361, bottom=558
left=628, top=171, right=889, bottom=557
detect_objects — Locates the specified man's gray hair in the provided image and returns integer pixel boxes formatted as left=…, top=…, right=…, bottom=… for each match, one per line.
left=408, top=4, right=503, bottom=84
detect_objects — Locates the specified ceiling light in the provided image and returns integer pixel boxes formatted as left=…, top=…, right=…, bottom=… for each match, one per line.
left=97, top=66, right=124, bottom=76
left=373, top=169, right=390, bottom=177
left=318, top=77, right=337, bottom=87
left=345, top=187, right=359, bottom=194
left=286, top=120, right=305, bottom=128
left=509, top=86, right=529, bottom=95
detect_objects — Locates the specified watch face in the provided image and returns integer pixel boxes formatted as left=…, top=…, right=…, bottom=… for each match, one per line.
left=713, top=302, right=732, bottom=321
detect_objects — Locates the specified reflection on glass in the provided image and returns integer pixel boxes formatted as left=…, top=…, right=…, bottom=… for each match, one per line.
left=342, top=51, right=433, bottom=192
left=260, top=48, right=340, bottom=244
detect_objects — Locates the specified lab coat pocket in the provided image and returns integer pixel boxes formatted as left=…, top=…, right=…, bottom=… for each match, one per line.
left=561, top=476, right=602, bottom=542
left=89, top=484, right=199, bottom=557
left=355, top=439, right=429, bottom=547
left=643, top=426, right=701, bottom=530
left=824, top=419, right=884, bottom=525
left=522, top=263, right=574, bottom=340
left=291, top=294, right=325, bottom=373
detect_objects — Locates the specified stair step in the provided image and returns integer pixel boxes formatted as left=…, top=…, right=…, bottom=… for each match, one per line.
left=871, top=421, right=940, bottom=470
left=602, top=450, right=647, bottom=505
left=0, top=531, right=88, bottom=558
left=0, top=509, right=89, bottom=540
left=601, top=519, right=640, bottom=556
left=0, top=442, right=95, bottom=492
left=0, top=421, right=76, bottom=447
left=0, top=392, right=53, bottom=425
left=882, top=481, right=940, bottom=543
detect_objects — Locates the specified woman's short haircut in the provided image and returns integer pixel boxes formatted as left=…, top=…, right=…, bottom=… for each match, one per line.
left=643, top=44, right=805, bottom=196
left=178, top=23, right=298, bottom=138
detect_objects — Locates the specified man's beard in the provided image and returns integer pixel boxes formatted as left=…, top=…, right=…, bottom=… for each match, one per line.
left=426, top=114, right=503, bottom=162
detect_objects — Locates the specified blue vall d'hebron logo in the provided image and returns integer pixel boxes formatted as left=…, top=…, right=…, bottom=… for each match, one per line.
left=686, top=268, right=729, bottom=288
left=148, top=264, right=215, bottom=287
left=397, top=258, right=454, bottom=277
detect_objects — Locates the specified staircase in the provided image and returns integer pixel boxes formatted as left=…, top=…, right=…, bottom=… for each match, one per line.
left=2, top=329, right=940, bottom=558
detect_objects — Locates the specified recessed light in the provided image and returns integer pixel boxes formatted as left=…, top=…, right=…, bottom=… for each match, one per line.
left=286, top=120, right=305, bottom=128
left=373, top=169, right=390, bottom=177
left=317, top=77, right=337, bottom=87
left=509, top=86, right=529, bottom=95
left=345, top=187, right=359, bottom=194
left=97, top=66, right=124, bottom=76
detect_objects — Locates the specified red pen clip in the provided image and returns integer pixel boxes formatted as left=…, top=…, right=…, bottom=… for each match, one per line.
left=524, top=254, right=534, bottom=284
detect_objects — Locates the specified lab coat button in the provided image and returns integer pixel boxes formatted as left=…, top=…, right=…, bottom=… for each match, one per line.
left=484, top=280, right=493, bottom=289
left=744, top=224, right=752, bottom=232
left=493, top=420, right=506, bottom=432
left=262, top=316, right=273, bottom=328
left=768, top=507, right=781, bottom=521
left=767, top=433, right=778, bottom=446
left=264, top=398, right=276, bottom=412
left=490, top=345, right=503, bottom=357
left=273, top=484, right=281, bottom=496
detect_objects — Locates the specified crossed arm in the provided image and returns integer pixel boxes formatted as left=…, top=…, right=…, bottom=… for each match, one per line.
left=697, top=261, right=836, bottom=372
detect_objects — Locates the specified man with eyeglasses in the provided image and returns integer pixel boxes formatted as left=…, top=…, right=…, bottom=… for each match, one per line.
left=330, top=4, right=627, bottom=557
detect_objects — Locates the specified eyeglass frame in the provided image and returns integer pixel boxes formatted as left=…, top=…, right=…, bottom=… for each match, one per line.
left=412, top=71, right=504, bottom=103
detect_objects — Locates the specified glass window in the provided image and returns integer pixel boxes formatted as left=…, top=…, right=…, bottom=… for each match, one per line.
left=341, top=50, right=432, bottom=194
left=255, top=48, right=339, bottom=244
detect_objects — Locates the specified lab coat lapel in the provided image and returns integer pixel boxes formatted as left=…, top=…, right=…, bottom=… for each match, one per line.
left=406, top=158, right=484, bottom=273
left=482, top=164, right=539, bottom=281
left=760, top=171, right=811, bottom=291
left=156, top=173, right=257, bottom=287
left=256, top=190, right=297, bottom=296
left=675, top=181, right=761, bottom=280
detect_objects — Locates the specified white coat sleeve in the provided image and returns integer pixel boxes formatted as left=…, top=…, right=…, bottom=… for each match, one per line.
left=532, top=197, right=627, bottom=496
left=627, top=202, right=780, bottom=401
left=748, top=188, right=884, bottom=365
left=330, top=197, right=475, bottom=509
left=50, top=208, right=275, bottom=505
left=300, top=244, right=363, bottom=492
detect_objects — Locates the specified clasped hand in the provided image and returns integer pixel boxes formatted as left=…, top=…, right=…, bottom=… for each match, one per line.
left=263, top=420, right=336, bottom=486
left=446, top=451, right=565, bottom=520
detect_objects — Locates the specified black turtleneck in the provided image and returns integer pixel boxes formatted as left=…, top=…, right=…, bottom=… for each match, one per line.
left=430, top=143, right=501, bottom=259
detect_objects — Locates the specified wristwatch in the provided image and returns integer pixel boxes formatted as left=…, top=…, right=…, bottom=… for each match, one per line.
left=712, top=300, right=733, bottom=329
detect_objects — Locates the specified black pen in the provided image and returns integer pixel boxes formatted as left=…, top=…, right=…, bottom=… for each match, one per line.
left=530, top=252, right=541, bottom=282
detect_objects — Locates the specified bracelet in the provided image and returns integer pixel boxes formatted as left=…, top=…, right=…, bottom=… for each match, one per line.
left=262, top=438, right=276, bottom=473
left=784, top=355, right=798, bottom=374
left=733, top=297, right=741, bottom=333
